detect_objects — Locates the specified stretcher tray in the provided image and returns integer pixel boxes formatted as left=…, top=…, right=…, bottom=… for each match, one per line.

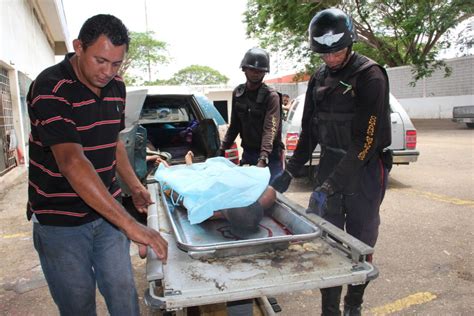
left=144, top=182, right=378, bottom=311
left=159, top=184, right=321, bottom=259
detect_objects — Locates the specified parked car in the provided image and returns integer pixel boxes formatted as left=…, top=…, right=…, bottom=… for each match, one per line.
left=117, top=88, right=239, bottom=223
left=452, top=105, right=474, bottom=128
left=119, top=89, right=238, bottom=186
left=282, top=93, right=419, bottom=174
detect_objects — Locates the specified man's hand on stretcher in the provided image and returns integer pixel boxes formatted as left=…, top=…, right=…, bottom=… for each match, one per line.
left=125, top=221, right=168, bottom=263
left=127, top=183, right=168, bottom=262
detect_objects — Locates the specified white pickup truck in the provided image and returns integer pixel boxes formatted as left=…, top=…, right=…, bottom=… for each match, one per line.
left=121, top=89, right=378, bottom=314
left=452, top=105, right=474, bottom=128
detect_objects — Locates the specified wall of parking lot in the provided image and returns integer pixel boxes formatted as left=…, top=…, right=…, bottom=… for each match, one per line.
left=269, top=55, right=473, bottom=119
left=386, top=55, right=473, bottom=118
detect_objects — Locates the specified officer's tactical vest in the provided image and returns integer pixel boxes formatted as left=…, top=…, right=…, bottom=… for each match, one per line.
left=233, top=83, right=283, bottom=151
left=311, top=54, right=391, bottom=187
left=312, top=54, right=388, bottom=152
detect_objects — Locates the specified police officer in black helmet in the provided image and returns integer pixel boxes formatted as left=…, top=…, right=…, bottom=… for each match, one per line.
left=271, top=8, right=392, bottom=316
left=219, top=47, right=284, bottom=182
left=220, top=48, right=284, bottom=316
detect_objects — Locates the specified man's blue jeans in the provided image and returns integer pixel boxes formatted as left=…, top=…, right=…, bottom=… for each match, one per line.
left=33, top=218, right=139, bottom=316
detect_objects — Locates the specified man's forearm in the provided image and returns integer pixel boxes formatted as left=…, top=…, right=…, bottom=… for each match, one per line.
left=221, top=126, right=238, bottom=149
left=51, top=143, right=137, bottom=232
left=260, top=93, right=280, bottom=156
left=260, top=114, right=278, bottom=157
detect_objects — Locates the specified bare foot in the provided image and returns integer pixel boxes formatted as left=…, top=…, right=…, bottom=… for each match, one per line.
left=185, top=151, right=194, bottom=165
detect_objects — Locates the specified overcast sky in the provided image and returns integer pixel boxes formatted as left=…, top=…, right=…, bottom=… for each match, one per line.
left=62, top=0, right=263, bottom=85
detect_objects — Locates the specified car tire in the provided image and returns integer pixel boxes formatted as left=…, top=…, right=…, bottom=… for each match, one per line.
left=466, top=123, right=474, bottom=129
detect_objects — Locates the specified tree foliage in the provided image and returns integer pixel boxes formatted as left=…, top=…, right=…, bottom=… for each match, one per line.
left=120, top=31, right=169, bottom=85
left=244, top=0, right=473, bottom=82
left=166, top=65, right=229, bottom=85
left=443, top=17, right=474, bottom=57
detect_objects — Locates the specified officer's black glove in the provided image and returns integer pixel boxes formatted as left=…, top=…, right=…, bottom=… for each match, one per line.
left=306, top=188, right=328, bottom=216
left=306, top=181, right=338, bottom=216
left=216, top=148, right=226, bottom=157
left=271, top=170, right=293, bottom=193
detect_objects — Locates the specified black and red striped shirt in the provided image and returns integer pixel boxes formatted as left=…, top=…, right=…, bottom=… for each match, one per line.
left=27, top=53, right=126, bottom=226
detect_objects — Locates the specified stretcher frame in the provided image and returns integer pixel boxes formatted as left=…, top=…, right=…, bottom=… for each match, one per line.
left=144, top=182, right=378, bottom=313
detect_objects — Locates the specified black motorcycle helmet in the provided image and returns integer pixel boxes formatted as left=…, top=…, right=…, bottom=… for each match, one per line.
left=240, top=48, right=270, bottom=72
left=308, top=8, right=357, bottom=53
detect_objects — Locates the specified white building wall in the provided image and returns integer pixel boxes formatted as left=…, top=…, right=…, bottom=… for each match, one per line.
left=398, top=95, right=473, bottom=119
left=0, top=0, right=69, bottom=174
left=1, top=0, right=58, bottom=78
left=388, top=56, right=474, bottom=99
left=386, top=56, right=474, bottom=118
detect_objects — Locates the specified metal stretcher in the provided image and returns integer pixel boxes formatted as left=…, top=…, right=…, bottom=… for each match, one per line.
left=144, top=182, right=378, bottom=314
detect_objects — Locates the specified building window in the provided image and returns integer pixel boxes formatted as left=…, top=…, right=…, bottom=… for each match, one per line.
left=0, top=67, right=17, bottom=175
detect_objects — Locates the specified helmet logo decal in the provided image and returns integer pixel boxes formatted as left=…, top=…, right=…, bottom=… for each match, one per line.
left=313, top=32, right=344, bottom=46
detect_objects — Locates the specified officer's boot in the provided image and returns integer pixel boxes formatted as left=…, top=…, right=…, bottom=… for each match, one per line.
left=343, top=282, right=369, bottom=316
left=320, top=286, right=342, bottom=316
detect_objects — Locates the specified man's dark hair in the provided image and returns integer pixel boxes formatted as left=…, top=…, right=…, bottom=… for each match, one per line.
left=283, top=94, right=290, bottom=98
left=78, top=14, right=130, bottom=51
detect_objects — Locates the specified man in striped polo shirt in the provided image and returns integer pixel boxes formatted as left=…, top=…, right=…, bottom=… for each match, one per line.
left=27, top=14, right=168, bottom=315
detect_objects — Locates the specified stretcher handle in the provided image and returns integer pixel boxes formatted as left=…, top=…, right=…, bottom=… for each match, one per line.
left=277, top=192, right=374, bottom=262
left=146, top=182, right=164, bottom=280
